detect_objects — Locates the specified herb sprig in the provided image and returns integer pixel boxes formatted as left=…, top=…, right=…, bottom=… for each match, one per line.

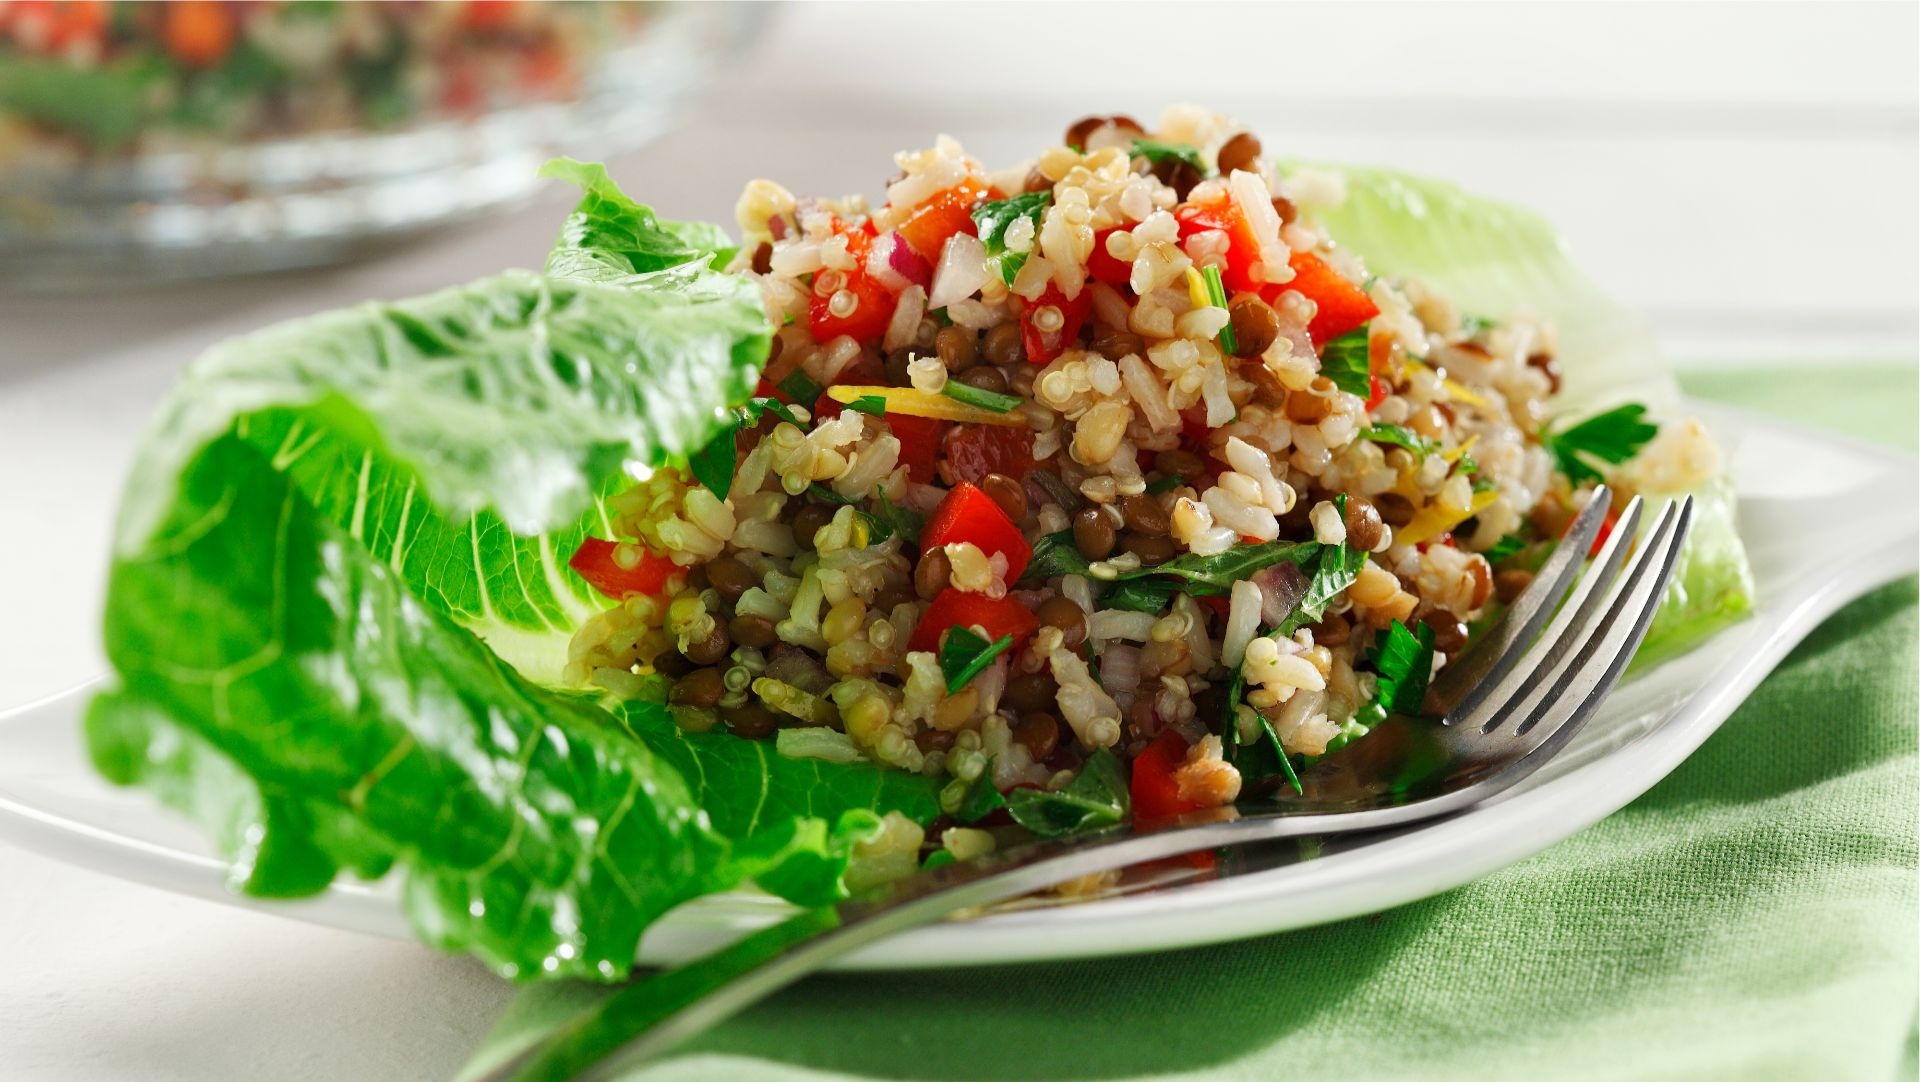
left=938, top=627, right=1014, bottom=694
left=1005, top=748, right=1129, bottom=836
left=1130, top=139, right=1210, bottom=176
left=1354, top=620, right=1438, bottom=728
left=1201, top=264, right=1236, bottom=355
left=1361, top=423, right=1437, bottom=458
left=1320, top=326, right=1373, bottom=399
left=971, top=191, right=1052, bottom=286
left=1541, top=403, right=1658, bottom=485
left=689, top=397, right=808, bottom=498
left=942, top=380, right=1021, bottom=414
left=1022, top=533, right=1321, bottom=597
left=1219, top=497, right=1366, bottom=794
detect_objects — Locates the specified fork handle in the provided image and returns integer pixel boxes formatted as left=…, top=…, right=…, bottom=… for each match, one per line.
left=479, top=804, right=1423, bottom=1082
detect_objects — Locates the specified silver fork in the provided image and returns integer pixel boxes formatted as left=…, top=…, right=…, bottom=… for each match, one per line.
left=482, top=487, right=1692, bottom=1082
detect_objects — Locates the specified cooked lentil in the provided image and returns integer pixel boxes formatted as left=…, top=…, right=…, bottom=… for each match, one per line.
left=1227, top=295, right=1281, bottom=359
left=956, top=365, right=1009, bottom=394
left=1036, top=596, right=1089, bottom=648
left=1215, top=131, right=1262, bottom=175
left=980, top=472, right=1029, bottom=522
left=1073, top=507, right=1117, bottom=559
left=729, top=612, right=779, bottom=650
left=671, top=667, right=726, bottom=709
left=934, top=326, right=978, bottom=372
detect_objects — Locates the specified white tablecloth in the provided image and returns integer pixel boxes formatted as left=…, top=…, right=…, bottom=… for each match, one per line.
left=1, top=3, right=1913, bottom=1077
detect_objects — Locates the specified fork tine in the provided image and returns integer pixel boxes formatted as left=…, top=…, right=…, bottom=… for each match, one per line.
left=1499, top=497, right=1680, bottom=736
left=1429, top=485, right=1614, bottom=719
left=1496, top=497, right=1694, bottom=764
left=1450, top=494, right=1643, bottom=734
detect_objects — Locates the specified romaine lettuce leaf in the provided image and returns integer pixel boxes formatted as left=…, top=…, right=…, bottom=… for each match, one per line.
left=540, top=158, right=740, bottom=281
left=88, top=167, right=941, bottom=981
left=93, top=434, right=737, bottom=977
left=613, top=704, right=942, bottom=907
left=1298, top=163, right=1755, bottom=659
left=1630, top=473, right=1755, bottom=668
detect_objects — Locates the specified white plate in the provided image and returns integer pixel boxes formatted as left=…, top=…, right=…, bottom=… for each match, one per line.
left=1, top=402, right=1912, bottom=971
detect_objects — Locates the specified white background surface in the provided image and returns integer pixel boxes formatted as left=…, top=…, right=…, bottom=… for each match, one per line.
left=1, top=3, right=1915, bottom=1079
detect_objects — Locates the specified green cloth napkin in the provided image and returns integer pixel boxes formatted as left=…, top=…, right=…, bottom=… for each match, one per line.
left=468, top=365, right=1919, bottom=1082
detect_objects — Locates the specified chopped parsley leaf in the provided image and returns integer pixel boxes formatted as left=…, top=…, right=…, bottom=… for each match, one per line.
left=938, top=627, right=1014, bottom=694
left=872, top=492, right=925, bottom=546
left=1279, top=499, right=1368, bottom=635
left=1362, top=423, right=1438, bottom=457
left=1101, top=578, right=1176, bottom=613
left=971, top=191, right=1052, bottom=286
left=1320, top=326, right=1372, bottom=399
left=807, top=483, right=854, bottom=506
left=1358, top=620, right=1437, bottom=725
left=1483, top=534, right=1529, bottom=563
left=954, top=767, right=1007, bottom=824
left=688, top=397, right=808, bottom=499
left=777, top=369, right=823, bottom=406
left=1129, top=138, right=1210, bottom=176
left=1005, top=748, right=1128, bottom=836
left=1542, top=403, right=1658, bottom=485
left=687, top=428, right=737, bottom=500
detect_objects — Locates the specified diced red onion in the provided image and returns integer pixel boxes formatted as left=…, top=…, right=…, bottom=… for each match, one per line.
left=1254, top=561, right=1308, bottom=627
left=883, top=285, right=926, bottom=353
left=866, top=230, right=932, bottom=293
left=928, top=232, right=991, bottom=309
left=1101, top=643, right=1142, bottom=699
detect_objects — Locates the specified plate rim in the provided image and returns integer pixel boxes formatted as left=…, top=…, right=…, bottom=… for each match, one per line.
left=1, top=401, right=1914, bottom=970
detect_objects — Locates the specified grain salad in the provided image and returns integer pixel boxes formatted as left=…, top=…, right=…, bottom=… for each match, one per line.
left=560, top=105, right=1695, bottom=842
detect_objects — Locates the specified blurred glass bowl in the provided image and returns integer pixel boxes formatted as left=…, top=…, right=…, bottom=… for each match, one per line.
left=0, top=1, right=758, bottom=287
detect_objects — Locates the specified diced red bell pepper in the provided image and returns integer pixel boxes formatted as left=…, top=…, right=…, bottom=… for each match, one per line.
left=1086, top=228, right=1134, bottom=289
left=1366, top=373, right=1389, bottom=412
left=1588, top=505, right=1622, bottom=557
left=1131, top=728, right=1207, bottom=822
left=896, top=177, right=993, bottom=263
left=1179, top=405, right=1212, bottom=449
left=5, top=0, right=108, bottom=50
left=921, top=481, right=1033, bottom=581
left=1020, top=284, right=1090, bottom=366
left=808, top=228, right=897, bottom=345
left=906, top=588, right=1040, bottom=654
left=163, top=0, right=233, bottom=66
left=1286, top=251, right=1379, bottom=346
left=461, top=0, right=519, bottom=31
left=569, top=538, right=681, bottom=600
left=887, top=413, right=944, bottom=484
left=1175, top=198, right=1267, bottom=294
left=944, top=424, right=1037, bottom=484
